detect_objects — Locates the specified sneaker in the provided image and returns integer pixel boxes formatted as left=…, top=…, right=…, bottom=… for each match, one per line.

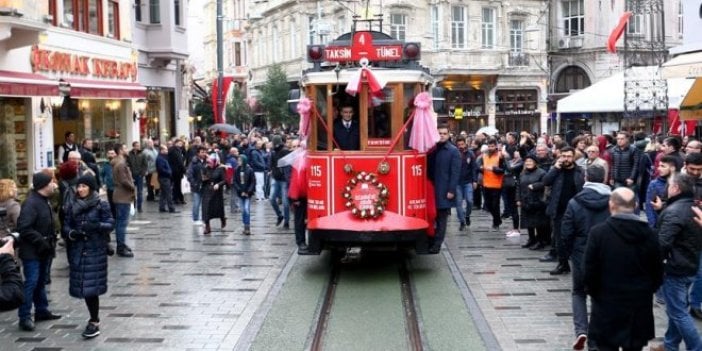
left=276, top=216, right=284, bottom=226
left=572, top=334, right=587, bottom=350
left=193, top=220, right=204, bottom=226
left=117, top=246, right=134, bottom=258
left=82, top=322, right=100, bottom=339
left=283, top=223, right=290, bottom=230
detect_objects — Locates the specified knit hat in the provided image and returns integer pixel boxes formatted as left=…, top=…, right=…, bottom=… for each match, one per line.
left=76, top=174, right=98, bottom=193
left=523, top=154, right=538, bottom=163
left=32, top=172, right=53, bottom=190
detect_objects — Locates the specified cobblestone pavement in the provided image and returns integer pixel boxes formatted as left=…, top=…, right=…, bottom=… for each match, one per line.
left=447, top=209, right=701, bottom=351
left=0, top=196, right=699, bottom=350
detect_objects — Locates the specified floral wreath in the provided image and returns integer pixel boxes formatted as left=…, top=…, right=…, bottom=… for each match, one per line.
left=342, top=171, right=389, bottom=219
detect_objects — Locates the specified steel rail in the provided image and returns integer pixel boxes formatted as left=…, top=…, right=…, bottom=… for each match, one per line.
left=399, top=261, right=423, bottom=351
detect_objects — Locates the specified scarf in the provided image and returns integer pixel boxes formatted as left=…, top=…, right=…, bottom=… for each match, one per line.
left=72, top=191, right=100, bottom=216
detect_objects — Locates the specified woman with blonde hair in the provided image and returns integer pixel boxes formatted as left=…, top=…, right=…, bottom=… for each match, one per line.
left=0, top=179, right=20, bottom=235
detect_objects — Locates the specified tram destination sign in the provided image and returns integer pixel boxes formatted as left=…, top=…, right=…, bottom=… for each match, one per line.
left=323, top=44, right=403, bottom=62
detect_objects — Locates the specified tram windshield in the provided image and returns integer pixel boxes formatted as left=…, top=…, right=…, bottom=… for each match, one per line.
left=310, top=83, right=421, bottom=152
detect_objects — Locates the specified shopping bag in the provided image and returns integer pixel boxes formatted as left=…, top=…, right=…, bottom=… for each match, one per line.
left=181, top=178, right=191, bottom=194
left=150, top=173, right=160, bottom=190
left=129, top=203, right=136, bottom=217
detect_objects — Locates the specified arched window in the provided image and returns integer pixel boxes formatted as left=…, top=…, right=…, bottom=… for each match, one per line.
left=555, top=66, right=591, bottom=93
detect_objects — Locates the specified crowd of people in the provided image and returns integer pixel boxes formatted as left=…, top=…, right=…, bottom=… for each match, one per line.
left=2, top=125, right=702, bottom=349
left=429, top=128, right=702, bottom=350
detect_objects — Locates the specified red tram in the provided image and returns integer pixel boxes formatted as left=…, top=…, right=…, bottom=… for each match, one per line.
left=294, top=22, right=438, bottom=255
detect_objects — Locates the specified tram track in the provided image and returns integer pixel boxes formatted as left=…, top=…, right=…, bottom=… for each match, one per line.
left=310, top=253, right=424, bottom=351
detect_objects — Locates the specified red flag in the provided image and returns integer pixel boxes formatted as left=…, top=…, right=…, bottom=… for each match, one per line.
left=666, top=109, right=695, bottom=136
left=607, top=12, right=632, bottom=53
left=211, top=76, right=234, bottom=124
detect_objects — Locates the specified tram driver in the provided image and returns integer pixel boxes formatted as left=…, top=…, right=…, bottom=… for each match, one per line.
left=333, top=103, right=360, bottom=151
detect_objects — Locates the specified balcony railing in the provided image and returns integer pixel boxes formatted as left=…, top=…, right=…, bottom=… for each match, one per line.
left=508, top=52, right=529, bottom=67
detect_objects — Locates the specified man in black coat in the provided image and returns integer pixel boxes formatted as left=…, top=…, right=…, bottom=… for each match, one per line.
left=0, top=238, right=23, bottom=311
left=427, top=125, right=461, bottom=254
left=541, top=146, right=584, bottom=274
left=17, top=172, right=62, bottom=331
left=561, top=165, right=611, bottom=350
left=584, top=187, right=662, bottom=351
left=332, top=103, right=360, bottom=150
left=653, top=173, right=702, bottom=351
left=168, top=139, right=187, bottom=204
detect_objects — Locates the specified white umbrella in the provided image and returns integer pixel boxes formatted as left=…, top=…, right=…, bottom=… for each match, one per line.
left=476, top=126, right=499, bottom=136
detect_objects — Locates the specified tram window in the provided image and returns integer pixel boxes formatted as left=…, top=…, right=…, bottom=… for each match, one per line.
left=316, top=88, right=328, bottom=150
left=368, top=88, right=392, bottom=139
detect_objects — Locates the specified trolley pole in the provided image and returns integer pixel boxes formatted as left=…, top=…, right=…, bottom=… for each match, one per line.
left=216, top=0, right=224, bottom=123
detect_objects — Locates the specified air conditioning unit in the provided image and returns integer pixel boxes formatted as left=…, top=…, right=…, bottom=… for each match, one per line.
left=558, top=38, right=570, bottom=49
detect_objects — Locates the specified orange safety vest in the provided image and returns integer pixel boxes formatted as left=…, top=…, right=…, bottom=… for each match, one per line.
left=482, top=153, right=504, bottom=189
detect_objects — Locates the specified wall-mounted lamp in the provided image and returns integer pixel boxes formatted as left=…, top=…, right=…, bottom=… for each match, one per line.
left=80, top=100, right=91, bottom=110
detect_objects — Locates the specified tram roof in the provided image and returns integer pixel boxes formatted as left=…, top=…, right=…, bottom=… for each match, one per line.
left=301, top=68, right=433, bottom=87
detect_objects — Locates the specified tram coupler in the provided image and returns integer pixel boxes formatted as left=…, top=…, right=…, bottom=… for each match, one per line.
left=341, top=247, right=363, bottom=263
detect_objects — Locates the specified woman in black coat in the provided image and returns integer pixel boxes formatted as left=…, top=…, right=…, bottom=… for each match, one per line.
left=517, top=155, right=549, bottom=249
left=62, top=175, right=114, bottom=339
left=201, top=154, right=227, bottom=234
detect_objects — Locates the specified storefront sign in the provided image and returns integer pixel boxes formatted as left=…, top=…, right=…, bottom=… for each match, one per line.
left=30, top=46, right=138, bottom=81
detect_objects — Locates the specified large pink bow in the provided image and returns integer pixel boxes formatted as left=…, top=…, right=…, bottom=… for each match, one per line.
left=345, top=67, right=387, bottom=98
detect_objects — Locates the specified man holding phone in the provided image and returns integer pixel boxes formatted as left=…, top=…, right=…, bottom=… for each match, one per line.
left=541, top=147, right=584, bottom=275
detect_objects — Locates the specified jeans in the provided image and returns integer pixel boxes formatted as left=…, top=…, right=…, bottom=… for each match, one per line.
left=133, top=174, right=144, bottom=211
left=254, top=172, right=265, bottom=200
left=114, top=203, right=130, bottom=248
left=18, top=259, right=50, bottom=320
left=483, top=188, right=502, bottom=227
left=662, top=274, right=702, bottom=351
left=571, top=255, right=588, bottom=336
left=689, top=255, right=702, bottom=310
left=239, top=196, right=251, bottom=225
left=455, top=183, right=473, bottom=224
left=158, top=177, right=174, bottom=211
left=229, top=187, right=240, bottom=213
left=191, top=192, right=202, bottom=221
left=269, top=179, right=289, bottom=224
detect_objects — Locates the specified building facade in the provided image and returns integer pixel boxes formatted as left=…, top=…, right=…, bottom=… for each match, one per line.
left=132, top=0, right=190, bottom=142
left=549, top=0, right=684, bottom=133
left=0, top=0, right=189, bottom=195
left=237, top=0, right=550, bottom=133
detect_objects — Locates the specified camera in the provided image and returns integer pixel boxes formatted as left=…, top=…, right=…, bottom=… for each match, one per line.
left=0, top=232, right=19, bottom=248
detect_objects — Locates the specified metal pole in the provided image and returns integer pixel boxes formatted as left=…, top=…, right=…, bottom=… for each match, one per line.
left=216, top=0, right=224, bottom=123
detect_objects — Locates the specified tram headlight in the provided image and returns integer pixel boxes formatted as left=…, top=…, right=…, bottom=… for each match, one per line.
left=403, top=43, right=420, bottom=60
left=307, top=45, right=325, bottom=62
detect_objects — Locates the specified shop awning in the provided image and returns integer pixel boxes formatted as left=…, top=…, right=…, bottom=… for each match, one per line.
left=557, top=68, right=694, bottom=114
left=680, top=78, right=702, bottom=120
left=61, top=78, right=147, bottom=99
left=0, top=70, right=59, bottom=97
left=661, top=51, right=702, bottom=79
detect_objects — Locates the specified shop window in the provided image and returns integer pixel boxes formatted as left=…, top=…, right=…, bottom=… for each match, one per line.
left=107, top=0, right=120, bottom=39
left=495, top=90, right=539, bottom=133
left=0, top=98, right=30, bottom=194
left=555, top=66, right=591, bottom=93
